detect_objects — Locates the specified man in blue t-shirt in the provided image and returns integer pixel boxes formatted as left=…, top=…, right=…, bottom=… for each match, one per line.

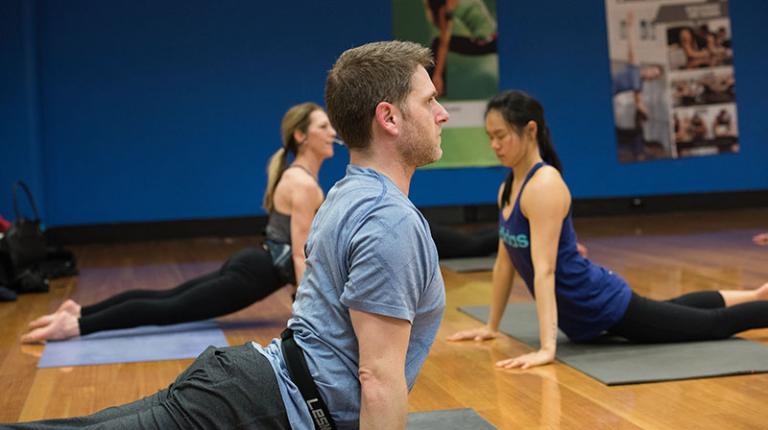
left=7, top=40, right=449, bottom=430
left=612, top=11, right=662, bottom=160
left=255, top=40, right=450, bottom=428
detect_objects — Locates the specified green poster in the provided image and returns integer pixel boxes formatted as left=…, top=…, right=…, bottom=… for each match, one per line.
left=392, top=0, right=500, bottom=169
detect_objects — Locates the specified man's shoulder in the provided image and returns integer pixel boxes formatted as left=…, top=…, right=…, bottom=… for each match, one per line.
left=333, top=172, right=415, bottom=215
left=365, top=194, right=422, bottom=225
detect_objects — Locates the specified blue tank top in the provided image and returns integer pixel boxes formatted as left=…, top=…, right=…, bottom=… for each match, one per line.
left=499, top=162, right=632, bottom=341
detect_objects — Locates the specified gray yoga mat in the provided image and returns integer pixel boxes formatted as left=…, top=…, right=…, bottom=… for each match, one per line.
left=459, top=303, right=768, bottom=385
left=39, top=320, right=229, bottom=368
left=440, top=256, right=495, bottom=272
left=407, top=408, right=495, bottom=429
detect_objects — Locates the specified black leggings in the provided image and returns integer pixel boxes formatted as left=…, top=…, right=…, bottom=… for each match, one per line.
left=430, top=224, right=498, bottom=259
left=608, top=291, right=768, bottom=342
left=79, top=247, right=281, bottom=335
left=430, top=36, right=498, bottom=58
left=428, top=35, right=497, bottom=95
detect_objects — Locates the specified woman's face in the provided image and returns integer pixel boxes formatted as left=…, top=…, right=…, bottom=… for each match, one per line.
left=485, top=109, right=531, bottom=168
left=299, top=110, right=337, bottom=160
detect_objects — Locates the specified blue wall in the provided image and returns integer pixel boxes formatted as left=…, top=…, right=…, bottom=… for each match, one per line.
left=1, top=0, right=766, bottom=227
left=0, top=0, right=44, bottom=221
left=490, top=1, right=768, bottom=201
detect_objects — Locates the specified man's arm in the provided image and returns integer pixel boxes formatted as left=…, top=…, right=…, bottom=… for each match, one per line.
left=625, top=11, right=637, bottom=66
left=624, top=12, right=649, bottom=121
left=350, top=309, right=411, bottom=430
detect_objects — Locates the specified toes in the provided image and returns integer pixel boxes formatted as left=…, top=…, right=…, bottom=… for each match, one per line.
left=60, top=300, right=81, bottom=316
left=21, top=328, right=48, bottom=344
left=28, top=315, right=54, bottom=329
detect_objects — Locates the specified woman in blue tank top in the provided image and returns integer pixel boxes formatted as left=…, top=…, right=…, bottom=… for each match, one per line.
left=449, top=90, right=768, bottom=369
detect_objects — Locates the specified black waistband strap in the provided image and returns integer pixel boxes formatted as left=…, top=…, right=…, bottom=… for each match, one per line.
left=280, top=328, right=337, bottom=430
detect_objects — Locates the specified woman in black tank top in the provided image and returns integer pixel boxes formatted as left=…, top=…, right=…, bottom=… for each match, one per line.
left=21, top=103, right=337, bottom=343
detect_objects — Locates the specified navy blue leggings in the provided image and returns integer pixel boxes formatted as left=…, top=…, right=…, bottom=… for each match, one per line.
left=79, top=247, right=281, bottom=335
left=608, top=291, right=768, bottom=342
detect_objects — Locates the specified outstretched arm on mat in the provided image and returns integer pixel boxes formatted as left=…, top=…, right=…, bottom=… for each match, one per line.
left=495, top=167, right=568, bottom=370
left=448, top=183, right=517, bottom=343
left=447, top=239, right=515, bottom=342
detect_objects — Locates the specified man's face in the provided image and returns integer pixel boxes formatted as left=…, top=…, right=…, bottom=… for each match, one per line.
left=397, top=66, right=450, bottom=167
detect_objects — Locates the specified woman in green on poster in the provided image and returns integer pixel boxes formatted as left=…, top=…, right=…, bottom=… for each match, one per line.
left=425, top=0, right=498, bottom=97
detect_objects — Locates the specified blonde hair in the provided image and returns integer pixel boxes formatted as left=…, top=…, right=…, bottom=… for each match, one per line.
left=263, top=102, right=322, bottom=212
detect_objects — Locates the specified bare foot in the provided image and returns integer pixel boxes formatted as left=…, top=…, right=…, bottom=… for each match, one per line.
left=57, top=299, right=82, bottom=317
left=756, top=282, right=768, bottom=301
left=21, top=311, right=81, bottom=344
left=28, top=300, right=81, bottom=329
left=28, top=313, right=57, bottom=330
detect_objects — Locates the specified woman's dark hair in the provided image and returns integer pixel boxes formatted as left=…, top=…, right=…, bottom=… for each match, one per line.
left=485, top=90, right=563, bottom=207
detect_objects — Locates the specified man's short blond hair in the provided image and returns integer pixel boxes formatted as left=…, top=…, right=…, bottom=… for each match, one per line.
left=325, top=41, right=433, bottom=149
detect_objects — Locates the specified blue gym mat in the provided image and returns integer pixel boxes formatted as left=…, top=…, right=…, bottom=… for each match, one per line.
left=38, top=320, right=229, bottom=368
left=407, top=408, right=495, bottom=429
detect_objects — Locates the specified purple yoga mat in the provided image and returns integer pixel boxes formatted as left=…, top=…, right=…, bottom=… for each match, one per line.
left=38, top=320, right=229, bottom=368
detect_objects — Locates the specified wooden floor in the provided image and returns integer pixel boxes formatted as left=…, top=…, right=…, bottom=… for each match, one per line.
left=1, top=208, right=767, bottom=429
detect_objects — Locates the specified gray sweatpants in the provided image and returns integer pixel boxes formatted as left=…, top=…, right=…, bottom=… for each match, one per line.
left=5, top=344, right=291, bottom=429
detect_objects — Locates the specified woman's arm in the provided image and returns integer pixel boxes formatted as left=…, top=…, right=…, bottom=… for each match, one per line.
left=488, top=241, right=516, bottom=332
left=288, top=181, right=324, bottom=284
left=448, top=182, right=516, bottom=341
left=447, top=240, right=516, bottom=341
left=497, top=167, right=569, bottom=370
left=432, top=3, right=454, bottom=96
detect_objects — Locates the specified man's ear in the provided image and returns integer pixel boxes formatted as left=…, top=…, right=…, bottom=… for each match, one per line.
left=373, top=101, right=400, bottom=137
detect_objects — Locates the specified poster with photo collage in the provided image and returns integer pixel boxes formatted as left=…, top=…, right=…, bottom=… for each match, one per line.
left=605, top=0, right=737, bottom=163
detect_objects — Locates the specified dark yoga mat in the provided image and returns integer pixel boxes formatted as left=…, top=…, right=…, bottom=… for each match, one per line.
left=440, top=256, right=495, bottom=272
left=407, top=408, right=495, bottom=429
left=460, top=303, right=768, bottom=385
left=39, top=320, right=229, bottom=368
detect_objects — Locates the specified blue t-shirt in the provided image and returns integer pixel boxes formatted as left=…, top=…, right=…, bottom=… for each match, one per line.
left=254, top=165, right=446, bottom=429
left=499, top=162, right=632, bottom=342
left=612, top=63, right=642, bottom=95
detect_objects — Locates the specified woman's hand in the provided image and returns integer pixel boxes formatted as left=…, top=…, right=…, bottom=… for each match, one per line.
left=495, top=349, right=555, bottom=370
left=447, top=326, right=499, bottom=342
